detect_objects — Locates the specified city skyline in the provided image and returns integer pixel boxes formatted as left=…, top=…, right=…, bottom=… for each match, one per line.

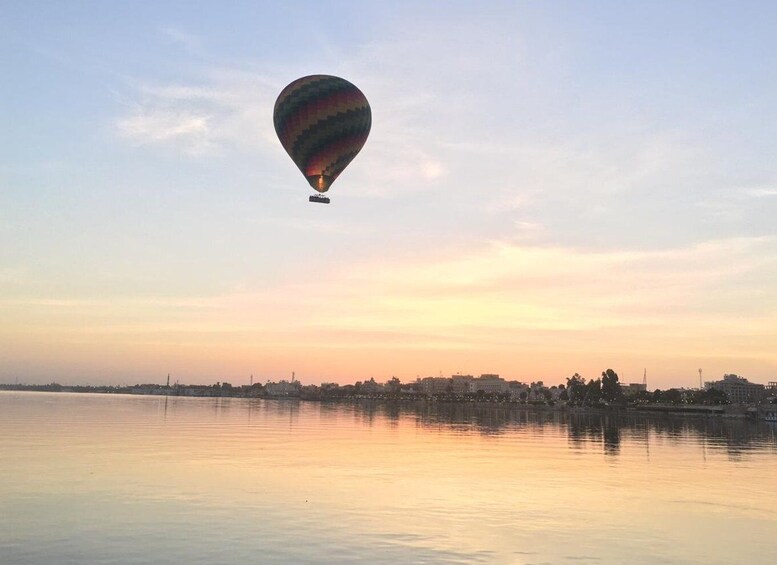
left=2, top=2, right=777, bottom=388
left=1, top=366, right=769, bottom=391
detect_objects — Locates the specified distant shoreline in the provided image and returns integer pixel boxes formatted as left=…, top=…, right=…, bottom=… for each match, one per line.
left=2, top=384, right=774, bottom=421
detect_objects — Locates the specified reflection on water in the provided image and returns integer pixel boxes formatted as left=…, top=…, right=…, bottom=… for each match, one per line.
left=343, top=400, right=777, bottom=459
left=1, top=392, right=776, bottom=565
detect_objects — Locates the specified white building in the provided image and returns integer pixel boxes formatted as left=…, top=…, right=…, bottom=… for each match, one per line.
left=451, top=375, right=475, bottom=394
left=705, top=374, right=765, bottom=404
left=265, top=380, right=300, bottom=397
left=468, top=375, right=509, bottom=394
left=418, top=377, right=451, bottom=394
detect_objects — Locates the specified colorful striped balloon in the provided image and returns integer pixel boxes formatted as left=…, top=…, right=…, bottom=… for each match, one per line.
left=273, top=75, right=371, bottom=194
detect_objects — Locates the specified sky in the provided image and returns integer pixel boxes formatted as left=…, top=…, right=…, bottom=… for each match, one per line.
left=1, top=1, right=776, bottom=388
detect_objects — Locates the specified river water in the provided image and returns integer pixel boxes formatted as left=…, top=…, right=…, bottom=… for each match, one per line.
left=1, top=391, right=775, bottom=564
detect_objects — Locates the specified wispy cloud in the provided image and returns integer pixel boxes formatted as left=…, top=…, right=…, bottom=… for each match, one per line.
left=160, top=26, right=200, bottom=52
left=113, top=69, right=280, bottom=156
left=741, top=187, right=777, bottom=198
left=7, top=235, right=774, bottom=335
left=141, top=233, right=767, bottom=383
left=3, top=227, right=775, bottom=382
left=694, top=183, right=777, bottom=224
left=117, top=111, right=213, bottom=154
left=317, top=236, right=777, bottom=332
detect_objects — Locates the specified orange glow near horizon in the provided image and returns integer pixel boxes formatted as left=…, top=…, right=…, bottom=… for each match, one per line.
left=2, top=237, right=776, bottom=388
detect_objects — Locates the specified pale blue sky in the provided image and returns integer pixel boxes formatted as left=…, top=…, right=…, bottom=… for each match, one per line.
left=1, top=1, right=776, bottom=386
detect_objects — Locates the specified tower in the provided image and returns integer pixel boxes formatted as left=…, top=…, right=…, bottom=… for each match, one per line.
left=643, top=368, right=647, bottom=389
left=698, top=368, right=703, bottom=389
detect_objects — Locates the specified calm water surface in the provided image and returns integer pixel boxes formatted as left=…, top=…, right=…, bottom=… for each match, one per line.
left=1, top=392, right=776, bottom=564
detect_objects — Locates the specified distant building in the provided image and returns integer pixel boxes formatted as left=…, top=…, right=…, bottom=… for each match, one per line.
left=705, top=374, right=765, bottom=404
left=469, top=375, right=508, bottom=394
left=621, top=383, right=648, bottom=397
left=265, top=380, right=300, bottom=397
left=451, top=375, right=475, bottom=394
left=130, top=385, right=163, bottom=395
left=360, top=378, right=384, bottom=394
left=418, top=377, right=451, bottom=394
left=527, top=382, right=548, bottom=402
left=548, top=385, right=563, bottom=401
left=507, top=381, right=529, bottom=398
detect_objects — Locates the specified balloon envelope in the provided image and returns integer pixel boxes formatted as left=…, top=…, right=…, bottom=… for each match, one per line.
left=273, top=75, right=371, bottom=193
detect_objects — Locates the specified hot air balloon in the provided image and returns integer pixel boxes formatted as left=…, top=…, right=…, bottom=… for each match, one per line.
left=273, top=75, right=371, bottom=204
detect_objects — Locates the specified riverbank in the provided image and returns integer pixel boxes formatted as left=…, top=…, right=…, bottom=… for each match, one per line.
left=2, top=384, right=774, bottom=421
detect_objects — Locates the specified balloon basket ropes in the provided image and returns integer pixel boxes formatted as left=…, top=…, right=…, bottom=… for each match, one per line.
left=309, top=194, right=331, bottom=204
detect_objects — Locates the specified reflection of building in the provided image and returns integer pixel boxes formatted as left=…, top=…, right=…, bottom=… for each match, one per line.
left=705, top=375, right=765, bottom=404
left=621, top=383, right=648, bottom=397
